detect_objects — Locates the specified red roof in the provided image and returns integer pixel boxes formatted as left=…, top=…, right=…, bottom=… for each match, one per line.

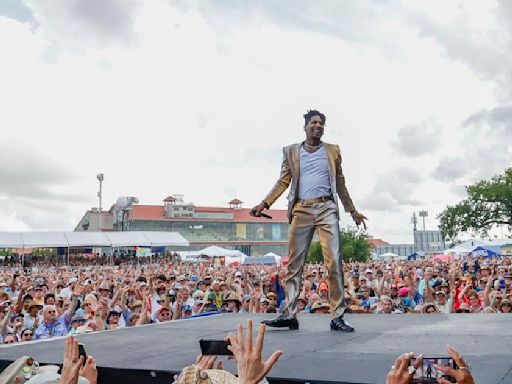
left=129, top=205, right=288, bottom=223
left=163, top=196, right=177, bottom=202
left=229, top=198, right=243, bottom=204
left=368, top=238, right=389, bottom=248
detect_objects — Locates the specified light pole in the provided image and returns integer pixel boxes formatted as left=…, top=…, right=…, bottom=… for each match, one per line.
left=419, top=210, right=428, bottom=231
left=97, top=173, right=104, bottom=231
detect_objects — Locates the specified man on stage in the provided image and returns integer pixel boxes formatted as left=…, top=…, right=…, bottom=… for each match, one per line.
left=250, top=110, right=367, bottom=332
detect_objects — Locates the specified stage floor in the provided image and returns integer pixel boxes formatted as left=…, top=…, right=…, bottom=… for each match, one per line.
left=1, top=313, right=511, bottom=384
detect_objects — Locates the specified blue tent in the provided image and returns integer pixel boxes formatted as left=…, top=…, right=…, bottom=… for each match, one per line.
left=471, top=245, right=502, bottom=258
left=407, top=251, right=424, bottom=260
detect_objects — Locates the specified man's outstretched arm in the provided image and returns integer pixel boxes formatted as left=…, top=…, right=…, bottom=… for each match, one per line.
left=334, top=145, right=368, bottom=229
left=251, top=147, right=291, bottom=216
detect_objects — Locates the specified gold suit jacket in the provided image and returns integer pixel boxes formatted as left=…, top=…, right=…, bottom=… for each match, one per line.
left=263, top=142, right=356, bottom=222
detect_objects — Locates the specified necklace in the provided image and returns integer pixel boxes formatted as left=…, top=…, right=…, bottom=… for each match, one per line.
left=303, top=141, right=322, bottom=153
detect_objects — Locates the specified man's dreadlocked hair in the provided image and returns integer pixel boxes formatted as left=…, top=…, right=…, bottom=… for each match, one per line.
left=303, top=109, right=326, bottom=125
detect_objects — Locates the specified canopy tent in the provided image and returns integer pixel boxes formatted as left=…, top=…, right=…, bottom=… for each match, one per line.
left=407, top=252, right=423, bottom=260
left=0, top=231, right=189, bottom=249
left=197, top=246, right=244, bottom=258
left=377, top=252, right=398, bottom=259
left=263, top=252, right=282, bottom=263
left=0, top=232, right=24, bottom=248
left=21, top=232, right=69, bottom=248
left=444, top=244, right=473, bottom=256
left=103, top=232, right=151, bottom=247
left=64, top=232, right=112, bottom=247
left=243, top=256, right=277, bottom=265
left=470, top=245, right=502, bottom=258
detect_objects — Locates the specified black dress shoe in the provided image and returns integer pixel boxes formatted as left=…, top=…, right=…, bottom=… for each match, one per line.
left=330, top=315, right=354, bottom=332
left=262, top=316, right=299, bottom=330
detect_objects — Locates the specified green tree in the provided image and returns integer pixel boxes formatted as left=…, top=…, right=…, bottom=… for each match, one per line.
left=438, top=168, right=512, bottom=241
left=306, top=231, right=371, bottom=263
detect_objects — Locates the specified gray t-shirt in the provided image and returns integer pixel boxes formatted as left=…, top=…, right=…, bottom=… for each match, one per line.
left=298, top=145, right=332, bottom=200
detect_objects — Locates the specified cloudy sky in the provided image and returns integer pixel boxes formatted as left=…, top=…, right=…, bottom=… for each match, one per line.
left=1, top=0, right=511, bottom=243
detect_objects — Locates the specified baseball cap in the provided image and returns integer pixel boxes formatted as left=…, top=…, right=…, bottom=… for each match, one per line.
left=68, top=277, right=78, bottom=284
left=365, top=269, right=373, bottom=274
left=235, top=271, right=242, bottom=277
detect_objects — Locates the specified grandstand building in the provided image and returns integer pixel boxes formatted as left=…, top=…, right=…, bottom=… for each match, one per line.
left=75, top=195, right=289, bottom=256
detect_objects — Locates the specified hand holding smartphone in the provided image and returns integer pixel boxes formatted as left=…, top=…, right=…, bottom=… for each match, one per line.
left=199, top=339, right=233, bottom=356
left=78, top=343, right=88, bottom=366
left=410, top=356, right=457, bottom=383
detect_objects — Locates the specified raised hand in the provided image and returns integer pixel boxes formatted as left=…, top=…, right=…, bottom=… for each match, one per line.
left=386, top=352, right=422, bottom=384
left=226, top=320, right=282, bottom=384
left=59, top=336, right=84, bottom=384
left=79, top=356, right=98, bottom=384
left=435, top=346, right=474, bottom=384
left=195, top=354, right=223, bottom=370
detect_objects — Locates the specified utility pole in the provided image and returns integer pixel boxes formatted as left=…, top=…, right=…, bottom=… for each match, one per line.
left=97, top=173, right=104, bottom=231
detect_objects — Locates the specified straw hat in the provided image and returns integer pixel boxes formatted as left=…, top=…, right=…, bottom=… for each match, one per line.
left=174, top=366, right=268, bottom=384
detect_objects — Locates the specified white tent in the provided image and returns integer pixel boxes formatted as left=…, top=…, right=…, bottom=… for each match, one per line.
left=263, top=252, right=281, bottom=263
left=380, top=252, right=399, bottom=258
left=376, top=252, right=406, bottom=260
left=22, top=232, right=69, bottom=248
left=0, top=232, right=24, bottom=248
left=0, top=231, right=189, bottom=249
left=444, top=245, right=472, bottom=256
left=103, top=232, right=151, bottom=247
left=197, top=245, right=242, bottom=257
left=64, top=232, right=111, bottom=247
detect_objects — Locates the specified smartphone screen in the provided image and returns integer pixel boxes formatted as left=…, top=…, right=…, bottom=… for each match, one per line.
left=199, top=339, right=233, bottom=356
left=78, top=343, right=88, bottom=365
left=411, top=357, right=457, bottom=383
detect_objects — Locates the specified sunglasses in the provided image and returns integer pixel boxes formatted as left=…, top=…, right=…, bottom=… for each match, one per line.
left=22, top=332, right=33, bottom=337
left=47, top=310, right=56, bottom=314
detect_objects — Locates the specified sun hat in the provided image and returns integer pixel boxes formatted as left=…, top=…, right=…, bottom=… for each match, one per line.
left=174, top=365, right=268, bottom=384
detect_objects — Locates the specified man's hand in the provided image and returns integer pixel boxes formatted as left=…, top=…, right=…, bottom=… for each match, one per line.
left=351, top=211, right=368, bottom=230
left=59, top=336, right=84, bottom=384
left=80, top=356, right=98, bottom=384
left=226, top=320, right=282, bottom=384
left=195, top=354, right=223, bottom=370
left=386, top=352, right=422, bottom=384
left=250, top=202, right=268, bottom=217
left=435, top=346, right=474, bottom=384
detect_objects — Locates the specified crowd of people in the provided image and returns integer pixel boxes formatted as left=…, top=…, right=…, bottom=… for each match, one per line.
left=0, top=253, right=511, bottom=345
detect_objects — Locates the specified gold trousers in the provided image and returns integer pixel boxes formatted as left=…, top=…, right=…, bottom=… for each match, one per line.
left=284, top=200, right=345, bottom=318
